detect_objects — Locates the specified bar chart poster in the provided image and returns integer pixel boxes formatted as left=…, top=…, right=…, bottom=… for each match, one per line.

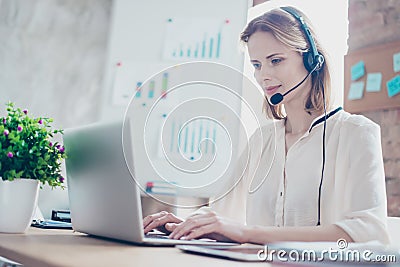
left=158, top=118, right=223, bottom=161
left=162, top=17, right=233, bottom=63
left=111, top=61, right=174, bottom=106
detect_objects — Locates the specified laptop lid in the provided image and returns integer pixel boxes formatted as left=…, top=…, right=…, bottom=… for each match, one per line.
left=64, top=120, right=237, bottom=246
left=64, top=120, right=145, bottom=243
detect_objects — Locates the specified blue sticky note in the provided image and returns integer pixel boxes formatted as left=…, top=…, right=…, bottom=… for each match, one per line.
left=351, top=61, right=365, bottom=81
left=348, top=81, right=364, bottom=100
left=366, top=72, right=382, bottom=92
left=393, top=52, right=400, bottom=73
left=386, top=75, right=400, bottom=98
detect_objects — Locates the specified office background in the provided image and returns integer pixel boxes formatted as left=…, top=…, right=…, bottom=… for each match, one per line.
left=0, top=0, right=399, bottom=217
left=0, top=0, right=110, bottom=128
left=0, top=0, right=113, bottom=217
left=344, top=0, right=400, bottom=217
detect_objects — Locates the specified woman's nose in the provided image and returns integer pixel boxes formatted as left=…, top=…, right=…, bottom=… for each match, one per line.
left=259, top=66, right=272, bottom=81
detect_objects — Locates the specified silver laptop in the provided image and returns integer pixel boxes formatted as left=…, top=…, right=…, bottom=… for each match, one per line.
left=63, top=120, right=235, bottom=246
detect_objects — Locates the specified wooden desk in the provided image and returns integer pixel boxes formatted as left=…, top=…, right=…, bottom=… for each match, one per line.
left=0, top=228, right=272, bottom=267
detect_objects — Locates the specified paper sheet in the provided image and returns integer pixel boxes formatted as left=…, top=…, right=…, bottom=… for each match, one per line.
left=386, top=75, right=400, bottom=98
left=348, top=81, right=364, bottom=100
left=351, top=61, right=365, bottom=81
left=366, top=72, right=382, bottom=92
left=393, top=52, right=400, bottom=73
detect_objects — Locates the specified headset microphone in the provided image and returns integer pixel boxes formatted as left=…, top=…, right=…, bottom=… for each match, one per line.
left=270, top=63, right=318, bottom=105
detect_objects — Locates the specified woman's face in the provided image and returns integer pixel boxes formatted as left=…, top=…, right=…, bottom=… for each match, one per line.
left=247, top=31, right=310, bottom=106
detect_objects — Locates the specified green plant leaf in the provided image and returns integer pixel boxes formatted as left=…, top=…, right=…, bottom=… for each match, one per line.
left=15, top=170, right=24, bottom=178
left=0, top=102, right=66, bottom=188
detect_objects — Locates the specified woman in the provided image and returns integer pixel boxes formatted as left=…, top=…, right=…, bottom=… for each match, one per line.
left=143, top=6, right=389, bottom=244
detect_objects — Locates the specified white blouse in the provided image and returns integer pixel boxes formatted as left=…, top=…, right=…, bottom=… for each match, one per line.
left=202, top=108, right=389, bottom=244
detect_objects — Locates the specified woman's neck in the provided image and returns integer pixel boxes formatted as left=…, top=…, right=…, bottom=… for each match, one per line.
left=284, top=103, right=322, bottom=135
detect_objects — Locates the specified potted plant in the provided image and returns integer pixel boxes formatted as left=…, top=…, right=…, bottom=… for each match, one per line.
left=0, top=102, right=67, bottom=233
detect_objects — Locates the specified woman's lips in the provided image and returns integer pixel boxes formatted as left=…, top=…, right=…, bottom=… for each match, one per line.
left=264, top=85, right=280, bottom=95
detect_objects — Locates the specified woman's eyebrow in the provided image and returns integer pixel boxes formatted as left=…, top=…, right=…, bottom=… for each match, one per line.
left=250, top=53, right=284, bottom=62
left=266, top=53, right=283, bottom=59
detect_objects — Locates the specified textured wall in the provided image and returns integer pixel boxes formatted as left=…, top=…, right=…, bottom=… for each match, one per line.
left=0, top=0, right=112, bottom=129
left=0, top=0, right=112, bottom=218
left=348, top=0, right=400, bottom=217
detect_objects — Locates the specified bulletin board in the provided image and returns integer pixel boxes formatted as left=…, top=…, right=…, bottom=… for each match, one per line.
left=344, top=40, right=400, bottom=113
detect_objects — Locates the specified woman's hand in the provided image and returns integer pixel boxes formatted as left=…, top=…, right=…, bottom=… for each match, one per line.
left=168, top=211, right=248, bottom=243
left=143, top=211, right=183, bottom=234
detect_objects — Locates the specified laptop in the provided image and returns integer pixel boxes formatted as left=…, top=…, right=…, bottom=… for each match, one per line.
left=63, top=120, right=236, bottom=246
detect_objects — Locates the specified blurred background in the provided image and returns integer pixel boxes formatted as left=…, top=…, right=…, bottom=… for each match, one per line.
left=0, top=0, right=399, bottom=218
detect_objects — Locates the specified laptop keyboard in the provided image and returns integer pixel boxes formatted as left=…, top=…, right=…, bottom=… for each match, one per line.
left=145, top=233, right=170, bottom=239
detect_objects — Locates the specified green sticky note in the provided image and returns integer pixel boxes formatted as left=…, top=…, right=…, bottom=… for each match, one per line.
left=351, top=61, right=365, bottom=81
left=348, top=81, right=364, bottom=100
left=366, top=72, right=382, bottom=92
left=386, top=75, right=400, bottom=98
left=393, top=52, right=400, bottom=73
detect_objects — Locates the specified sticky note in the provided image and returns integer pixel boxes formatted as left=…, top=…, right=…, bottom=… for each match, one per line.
left=348, top=81, right=365, bottom=100
left=351, top=61, right=365, bottom=81
left=393, top=52, right=400, bottom=73
left=386, top=75, right=400, bottom=98
left=366, top=72, right=382, bottom=92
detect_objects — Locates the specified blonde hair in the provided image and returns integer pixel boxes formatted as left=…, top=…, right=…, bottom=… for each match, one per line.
left=240, top=7, right=331, bottom=120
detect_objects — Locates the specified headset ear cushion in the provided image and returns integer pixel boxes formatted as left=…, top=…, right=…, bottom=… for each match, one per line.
left=303, top=51, right=315, bottom=72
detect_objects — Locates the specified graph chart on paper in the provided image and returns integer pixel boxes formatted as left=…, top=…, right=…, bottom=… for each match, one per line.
left=163, top=18, right=232, bottom=62
left=159, top=118, right=228, bottom=161
left=139, top=72, right=169, bottom=100
left=112, top=62, right=172, bottom=106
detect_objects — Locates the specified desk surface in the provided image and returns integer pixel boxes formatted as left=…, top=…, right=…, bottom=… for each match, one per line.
left=0, top=228, right=272, bottom=267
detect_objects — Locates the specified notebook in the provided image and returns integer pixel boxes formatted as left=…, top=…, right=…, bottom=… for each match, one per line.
left=63, top=120, right=236, bottom=246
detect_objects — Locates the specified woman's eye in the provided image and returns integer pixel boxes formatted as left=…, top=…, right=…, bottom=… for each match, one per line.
left=252, top=63, right=261, bottom=70
left=271, top=58, right=282, bottom=65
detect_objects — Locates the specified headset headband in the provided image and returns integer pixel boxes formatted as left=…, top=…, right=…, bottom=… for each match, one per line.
left=281, top=6, right=324, bottom=71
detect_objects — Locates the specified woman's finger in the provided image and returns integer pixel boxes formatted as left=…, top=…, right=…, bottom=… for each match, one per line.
left=143, top=213, right=182, bottom=234
left=143, top=211, right=169, bottom=228
left=170, top=215, right=215, bottom=239
left=185, top=223, right=216, bottom=240
left=165, top=222, right=179, bottom=232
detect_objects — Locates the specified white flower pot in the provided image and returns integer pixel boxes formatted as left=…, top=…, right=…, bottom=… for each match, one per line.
left=0, top=178, right=40, bottom=233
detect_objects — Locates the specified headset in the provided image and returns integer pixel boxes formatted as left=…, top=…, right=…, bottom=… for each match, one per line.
left=280, top=6, right=327, bottom=227
left=281, top=6, right=324, bottom=72
left=270, top=6, right=325, bottom=105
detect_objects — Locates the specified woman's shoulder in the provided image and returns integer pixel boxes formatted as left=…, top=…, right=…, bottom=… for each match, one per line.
left=335, top=109, right=380, bottom=130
